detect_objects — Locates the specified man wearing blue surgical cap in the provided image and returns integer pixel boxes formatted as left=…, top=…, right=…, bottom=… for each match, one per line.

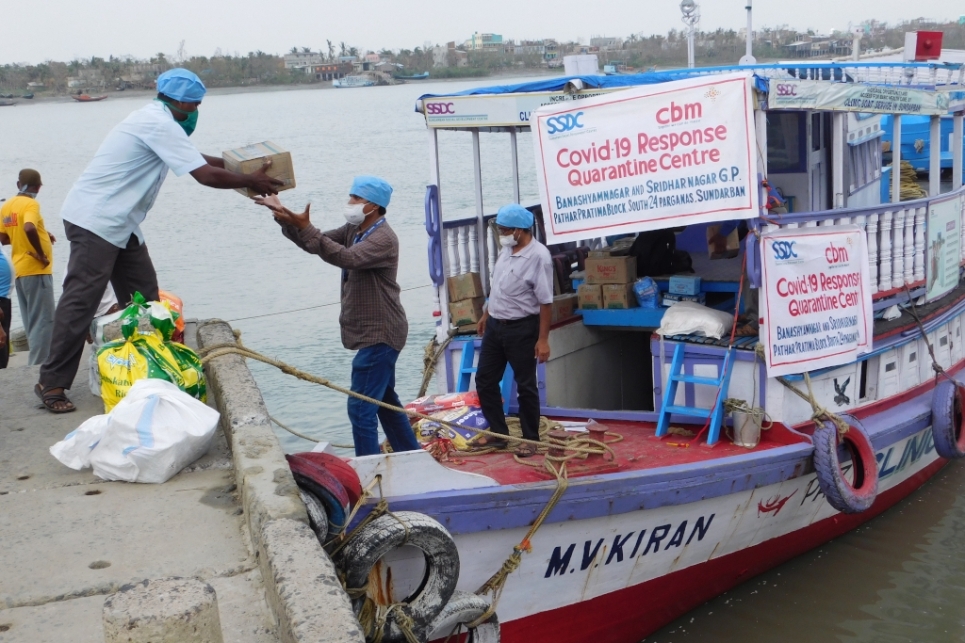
left=255, top=176, right=421, bottom=457
left=35, top=68, right=283, bottom=413
left=473, top=204, right=553, bottom=457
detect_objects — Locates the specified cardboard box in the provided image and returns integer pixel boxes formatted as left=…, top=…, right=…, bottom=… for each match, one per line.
left=577, top=284, right=603, bottom=310
left=448, top=297, right=485, bottom=327
left=668, top=275, right=701, bottom=296
left=222, top=141, right=296, bottom=198
left=603, top=283, right=637, bottom=309
left=662, top=292, right=706, bottom=307
left=447, top=272, right=484, bottom=302
left=585, top=256, right=637, bottom=285
left=706, top=223, right=740, bottom=260
left=551, top=293, right=578, bottom=324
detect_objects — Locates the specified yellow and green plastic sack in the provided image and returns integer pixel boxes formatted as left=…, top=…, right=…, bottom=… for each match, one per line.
left=97, top=319, right=186, bottom=413
left=97, top=292, right=207, bottom=410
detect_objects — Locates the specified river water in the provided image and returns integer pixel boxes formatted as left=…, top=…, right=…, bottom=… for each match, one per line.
left=3, top=81, right=965, bottom=643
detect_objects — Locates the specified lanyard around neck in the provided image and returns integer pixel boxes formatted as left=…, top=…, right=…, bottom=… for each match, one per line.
left=343, top=218, right=386, bottom=282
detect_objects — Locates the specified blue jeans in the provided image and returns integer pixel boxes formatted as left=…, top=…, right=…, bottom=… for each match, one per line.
left=348, top=343, right=421, bottom=457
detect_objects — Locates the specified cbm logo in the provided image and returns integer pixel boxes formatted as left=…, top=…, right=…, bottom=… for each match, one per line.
left=546, top=112, right=584, bottom=135
left=426, top=102, right=455, bottom=115
left=772, top=240, right=797, bottom=260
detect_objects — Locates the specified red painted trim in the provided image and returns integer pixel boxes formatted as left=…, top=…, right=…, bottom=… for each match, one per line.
left=498, top=457, right=947, bottom=643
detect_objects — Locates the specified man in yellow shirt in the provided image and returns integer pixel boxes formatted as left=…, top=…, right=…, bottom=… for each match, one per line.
left=0, top=169, right=55, bottom=365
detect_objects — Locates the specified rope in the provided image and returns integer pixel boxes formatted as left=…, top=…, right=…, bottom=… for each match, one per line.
left=467, top=456, right=571, bottom=628
left=903, top=284, right=956, bottom=386
left=417, top=333, right=454, bottom=399
left=767, top=344, right=850, bottom=435
left=269, top=414, right=355, bottom=448
left=197, top=340, right=607, bottom=457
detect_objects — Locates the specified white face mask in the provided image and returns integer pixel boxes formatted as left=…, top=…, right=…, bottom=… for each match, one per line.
left=499, top=232, right=518, bottom=248
left=343, top=202, right=367, bottom=225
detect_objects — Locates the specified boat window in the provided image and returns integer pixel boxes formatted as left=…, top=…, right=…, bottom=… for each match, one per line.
left=885, top=361, right=897, bottom=372
left=849, top=139, right=881, bottom=194
left=811, top=113, right=822, bottom=152
left=858, top=359, right=868, bottom=399
left=909, top=351, right=917, bottom=362
left=940, top=335, right=949, bottom=346
left=767, top=112, right=806, bottom=173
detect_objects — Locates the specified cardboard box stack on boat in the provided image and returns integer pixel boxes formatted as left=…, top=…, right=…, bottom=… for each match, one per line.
left=222, top=141, right=296, bottom=198
left=582, top=250, right=638, bottom=310
left=447, top=273, right=485, bottom=328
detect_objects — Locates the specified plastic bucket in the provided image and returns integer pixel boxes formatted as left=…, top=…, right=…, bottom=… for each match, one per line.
left=732, top=410, right=761, bottom=448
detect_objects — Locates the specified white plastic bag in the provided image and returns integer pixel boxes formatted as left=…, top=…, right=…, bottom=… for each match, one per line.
left=50, top=379, right=220, bottom=484
left=658, top=301, right=734, bottom=339
left=49, top=414, right=111, bottom=470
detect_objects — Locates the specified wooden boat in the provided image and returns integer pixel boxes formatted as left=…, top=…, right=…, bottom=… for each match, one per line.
left=71, top=94, right=108, bottom=102
left=0, top=100, right=16, bottom=107
left=293, top=58, right=965, bottom=643
left=21, top=93, right=33, bottom=99
left=332, top=76, right=375, bottom=88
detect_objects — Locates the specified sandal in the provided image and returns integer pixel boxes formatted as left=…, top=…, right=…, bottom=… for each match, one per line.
left=474, top=435, right=509, bottom=450
left=35, top=383, right=76, bottom=414
left=514, top=443, right=538, bottom=458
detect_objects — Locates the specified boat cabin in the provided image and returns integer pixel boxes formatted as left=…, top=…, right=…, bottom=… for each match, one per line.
left=413, top=61, right=965, bottom=445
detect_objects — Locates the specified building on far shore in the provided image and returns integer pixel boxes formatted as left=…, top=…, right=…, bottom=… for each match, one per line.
left=310, top=62, right=353, bottom=81
left=466, top=32, right=504, bottom=51
left=432, top=42, right=469, bottom=68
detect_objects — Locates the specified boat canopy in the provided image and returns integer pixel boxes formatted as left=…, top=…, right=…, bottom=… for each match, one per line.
left=415, top=62, right=965, bottom=130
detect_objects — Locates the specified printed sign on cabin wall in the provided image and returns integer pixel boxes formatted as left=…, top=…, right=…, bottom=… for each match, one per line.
left=531, top=72, right=760, bottom=245
left=925, top=195, right=963, bottom=303
left=760, top=225, right=873, bottom=378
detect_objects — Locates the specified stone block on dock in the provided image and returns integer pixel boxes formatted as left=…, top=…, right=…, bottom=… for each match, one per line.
left=103, top=577, right=224, bottom=643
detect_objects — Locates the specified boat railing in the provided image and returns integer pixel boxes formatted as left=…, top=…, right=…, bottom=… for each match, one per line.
left=440, top=214, right=498, bottom=285
left=757, top=185, right=965, bottom=301
left=614, top=61, right=965, bottom=89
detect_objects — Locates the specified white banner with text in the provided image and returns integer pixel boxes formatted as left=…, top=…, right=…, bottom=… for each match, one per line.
left=760, top=226, right=873, bottom=378
left=531, top=72, right=760, bottom=245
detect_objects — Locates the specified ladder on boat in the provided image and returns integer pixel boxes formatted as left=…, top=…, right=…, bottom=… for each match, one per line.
left=656, top=343, right=735, bottom=445
left=455, top=340, right=514, bottom=414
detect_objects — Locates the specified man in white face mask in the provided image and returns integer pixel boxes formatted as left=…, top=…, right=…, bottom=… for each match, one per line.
left=255, top=175, right=420, bottom=457
left=474, top=204, right=554, bottom=457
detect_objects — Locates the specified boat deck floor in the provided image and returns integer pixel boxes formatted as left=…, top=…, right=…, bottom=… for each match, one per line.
left=440, top=419, right=808, bottom=485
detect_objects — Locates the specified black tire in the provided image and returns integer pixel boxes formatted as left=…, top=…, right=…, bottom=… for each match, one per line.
left=298, top=489, right=329, bottom=545
left=931, top=379, right=965, bottom=458
left=427, top=590, right=500, bottom=643
left=812, top=417, right=878, bottom=514
left=337, top=511, right=459, bottom=642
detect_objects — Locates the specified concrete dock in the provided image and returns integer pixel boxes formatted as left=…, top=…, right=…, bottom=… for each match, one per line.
left=0, top=321, right=363, bottom=643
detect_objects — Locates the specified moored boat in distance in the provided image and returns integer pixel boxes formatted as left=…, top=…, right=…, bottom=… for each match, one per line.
left=332, top=75, right=375, bottom=88
left=291, top=52, right=965, bottom=643
left=394, top=71, right=430, bottom=81
left=71, top=94, right=108, bottom=102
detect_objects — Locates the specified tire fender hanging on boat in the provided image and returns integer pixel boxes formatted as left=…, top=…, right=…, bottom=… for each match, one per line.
left=812, top=415, right=878, bottom=514
left=930, top=379, right=965, bottom=458
left=286, top=454, right=351, bottom=541
left=336, top=511, right=460, bottom=642
left=427, top=590, right=500, bottom=643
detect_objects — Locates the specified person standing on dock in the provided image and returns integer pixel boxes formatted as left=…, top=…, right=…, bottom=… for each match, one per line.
left=34, top=68, right=283, bottom=413
left=474, top=204, right=553, bottom=458
left=0, top=169, right=55, bottom=366
left=255, top=176, right=421, bottom=457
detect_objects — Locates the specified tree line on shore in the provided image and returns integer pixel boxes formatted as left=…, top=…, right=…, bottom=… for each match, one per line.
left=1, top=17, right=962, bottom=94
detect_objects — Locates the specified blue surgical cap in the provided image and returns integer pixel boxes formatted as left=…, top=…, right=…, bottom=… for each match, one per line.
left=157, top=68, right=206, bottom=103
left=350, top=176, right=393, bottom=208
left=496, top=204, right=534, bottom=229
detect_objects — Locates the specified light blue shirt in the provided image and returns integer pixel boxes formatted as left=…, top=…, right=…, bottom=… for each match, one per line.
left=60, top=101, right=207, bottom=248
left=0, top=250, right=12, bottom=298
left=487, top=239, right=554, bottom=320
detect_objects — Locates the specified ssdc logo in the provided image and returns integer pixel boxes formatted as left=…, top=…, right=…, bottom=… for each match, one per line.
left=546, top=112, right=584, bottom=135
left=426, top=102, right=455, bottom=115
left=772, top=240, right=797, bottom=260
left=775, top=84, right=797, bottom=97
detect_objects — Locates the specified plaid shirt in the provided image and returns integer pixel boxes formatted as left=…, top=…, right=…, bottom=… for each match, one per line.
left=281, top=218, right=408, bottom=351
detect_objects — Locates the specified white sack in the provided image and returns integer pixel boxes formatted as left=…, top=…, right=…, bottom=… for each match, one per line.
left=658, top=301, right=735, bottom=339
left=50, top=379, right=220, bottom=484
left=49, top=414, right=111, bottom=470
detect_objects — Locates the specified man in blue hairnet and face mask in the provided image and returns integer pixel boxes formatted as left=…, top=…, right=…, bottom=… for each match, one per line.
left=35, top=68, right=283, bottom=413
left=256, top=177, right=421, bottom=457
left=474, top=204, right=554, bottom=457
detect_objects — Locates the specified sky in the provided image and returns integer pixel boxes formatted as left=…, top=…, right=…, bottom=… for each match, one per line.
left=4, top=0, right=963, bottom=65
